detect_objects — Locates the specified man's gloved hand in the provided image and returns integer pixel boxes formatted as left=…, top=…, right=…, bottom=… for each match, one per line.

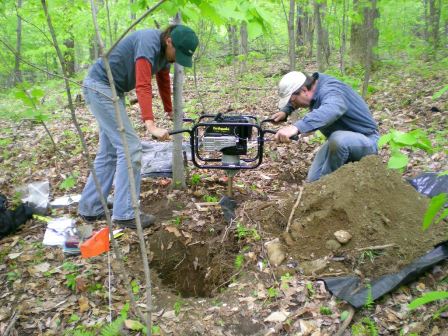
left=271, top=111, right=288, bottom=123
left=145, top=120, right=170, bottom=140
left=275, top=125, right=299, bottom=143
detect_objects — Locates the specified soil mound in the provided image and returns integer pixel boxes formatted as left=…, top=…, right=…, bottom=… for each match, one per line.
left=247, top=155, right=447, bottom=278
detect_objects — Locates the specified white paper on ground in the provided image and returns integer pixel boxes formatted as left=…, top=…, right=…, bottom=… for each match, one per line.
left=50, top=194, right=82, bottom=208
left=42, top=217, right=75, bottom=246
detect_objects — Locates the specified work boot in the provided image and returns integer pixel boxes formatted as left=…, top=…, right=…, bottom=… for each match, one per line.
left=80, top=213, right=106, bottom=223
left=113, top=213, right=155, bottom=229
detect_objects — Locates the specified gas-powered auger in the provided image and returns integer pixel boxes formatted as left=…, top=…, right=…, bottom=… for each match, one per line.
left=169, top=113, right=297, bottom=197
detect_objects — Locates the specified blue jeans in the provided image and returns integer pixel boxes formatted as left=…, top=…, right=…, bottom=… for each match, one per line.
left=307, top=130, right=379, bottom=182
left=78, top=77, right=142, bottom=220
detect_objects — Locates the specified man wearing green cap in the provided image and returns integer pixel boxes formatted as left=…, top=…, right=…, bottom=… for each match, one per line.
left=79, top=25, right=199, bottom=228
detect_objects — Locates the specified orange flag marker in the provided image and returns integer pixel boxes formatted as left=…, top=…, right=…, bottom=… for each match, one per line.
left=80, top=227, right=110, bottom=258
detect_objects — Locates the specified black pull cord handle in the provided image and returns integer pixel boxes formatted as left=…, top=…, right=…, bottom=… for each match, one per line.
left=168, top=129, right=191, bottom=136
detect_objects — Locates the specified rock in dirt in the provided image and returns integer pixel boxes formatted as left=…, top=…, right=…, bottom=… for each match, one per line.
left=301, top=258, right=328, bottom=275
left=334, top=230, right=352, bottom=244
left=246, top=155, right=448, bottom=278
left=325, top=239, right=341, bottom=251
left=265, top=238, right=286, bottom=267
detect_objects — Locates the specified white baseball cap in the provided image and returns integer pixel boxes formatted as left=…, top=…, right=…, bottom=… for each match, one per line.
left=277, top=71, right=306, bottom=109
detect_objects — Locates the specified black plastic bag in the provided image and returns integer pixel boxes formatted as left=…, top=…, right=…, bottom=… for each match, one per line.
left=0, top=193, right=34, bottom=238
left=407, top=172, right=448, bottom=198
left=321, top=241, right=448, bottom=308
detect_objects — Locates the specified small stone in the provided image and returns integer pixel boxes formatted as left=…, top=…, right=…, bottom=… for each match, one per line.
left=265, top=239, right=286, bottom=267
left=334, top=230, right=352, bottom=244
left=301, top=258, right=327, bottom=275
left=282, top=232, right=295, bottom=246
left=193, top=189, right=205, bottom=197
left=408, top=322, right=425, bottom=334
left=325, top=239, right=341, bottom=251
left=430, top=326, right=440, bottom=336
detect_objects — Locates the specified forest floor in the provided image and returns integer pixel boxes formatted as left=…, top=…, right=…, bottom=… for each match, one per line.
left=0, top=59, right=448, bottom=336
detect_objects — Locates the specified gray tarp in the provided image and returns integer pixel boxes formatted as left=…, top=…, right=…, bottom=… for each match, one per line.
left=141, top=141, right=191, bottom=177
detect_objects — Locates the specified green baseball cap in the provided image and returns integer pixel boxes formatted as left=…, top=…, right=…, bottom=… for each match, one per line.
left=171, top=25, right=199, bottom=67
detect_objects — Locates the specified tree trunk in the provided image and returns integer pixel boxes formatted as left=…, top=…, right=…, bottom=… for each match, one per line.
left=339, top=0, right=347, bottom=74
left=227, top=24, right=238, bottom=56
left=63, top=37, right=75, bottom=76
left=428, top=0, right=441, bottom=53
left=305, top=6, right=314, bottom=58
left=288, top=0, right=296, bottom=71
left=423, top=0, right=429, bottom=41
left=314, top=0, right=330, bottom=72
left=297, top=1, right=314, bottom=58
left=350, top=0, right=363, bottom=64
left=14, top=0, right=23, bottom=85
left=172, top=12, right=186, bottom=189
left=350, top=0, right=379, bottom=67
left=361, top=0, right=379, bottom=98
left=89, top=36, right=99, bottom=61
left=239, top=21, right=248, bottom=73
left=296, top=2, right=304, bottom=47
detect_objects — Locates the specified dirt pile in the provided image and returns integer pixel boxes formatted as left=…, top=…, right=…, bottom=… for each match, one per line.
left=247, top=155, right=447, bottom=279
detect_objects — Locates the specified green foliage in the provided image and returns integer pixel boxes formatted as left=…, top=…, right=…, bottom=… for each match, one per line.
left=130, top=279, right=140, bottom=295
left=326, top=66, right=363, bottom=92
left=99, top=318, right=124, bottom=336
left=359, top=250, right=382, bottom=264
left=280, top=273, right=293, bottom=289
left=235, top=222, right=260, bottom=241
left=15, top=84, right=49, bottom=121
left=351, top=317, right=378, bottom=336
left=59, top=172, right=79, bottom=191
left=267, top=287, right=279, bottom=298
left=174, top=298, right=184, bottom=316
left=100, top=303, right=129, bottom=336
left=379, top=129, right=432, bottom=170
left=190, top=173, right=202, bottom=186
left=203, top=195, right=218, bottom=202
left=7, top=271, right=20, bottom=282
left=70, top=329, right=94, bottom=336
left=65, top=273, right=77, bottom=291
left=234, top=254, right=244, bottom=269
left=151, top=325, right=162, bottom=335
left=340, top=310, right=350, bottom=321
left=171, top=215, right=183, bottom=226
left=364, top=284, right=374, bottom=310
left=63, top=261, right=79, bottom=272
left=309, top=130, right=326, bottom=145
left=320, top=306, right=332, bottom=315
left=306, top=282, right=315, bottom=297
left=432, top=84, right=448, bottom=100
left=408, top=291, right=448, bottom=310
left=423, top=193, right=448, bottom=230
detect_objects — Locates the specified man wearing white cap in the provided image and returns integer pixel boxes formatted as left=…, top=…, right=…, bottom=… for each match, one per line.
left=272, top=71, right=379, bottom=182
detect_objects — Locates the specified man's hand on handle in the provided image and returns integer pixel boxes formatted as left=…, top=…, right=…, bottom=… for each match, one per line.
left=145, top=120, right=170, bottom=141
left=275, top=125, right=299, bottom=143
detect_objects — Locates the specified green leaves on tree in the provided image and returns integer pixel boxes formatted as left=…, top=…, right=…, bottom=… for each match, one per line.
left=378, top=129, right=433, bottom=170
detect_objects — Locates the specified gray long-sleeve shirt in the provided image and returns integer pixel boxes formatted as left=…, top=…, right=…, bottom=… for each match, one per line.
left=282, top=73, right=378, bottom=138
